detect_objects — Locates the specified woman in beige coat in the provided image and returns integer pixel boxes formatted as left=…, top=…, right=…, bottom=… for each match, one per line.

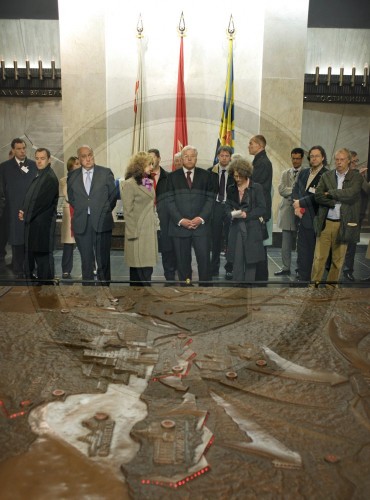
left=59, top=156, right=80, bottom=278
left=120, top=152, right=158, bottom=285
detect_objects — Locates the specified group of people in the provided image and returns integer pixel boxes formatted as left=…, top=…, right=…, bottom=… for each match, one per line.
left=0, top=136, right=369, bottom=287
left=275, top=146, right=369, bottom=287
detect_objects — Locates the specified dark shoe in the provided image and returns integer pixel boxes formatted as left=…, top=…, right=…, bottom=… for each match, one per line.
left=274, top=269, right=291, bottom=276
left=62, top=273, right=72, bottom=279
left=343, top=271, right=355, bottom=282
left=224, top=272, right=233, bottom=280
left=212, top=271, right=220, bottom=277
left=361, top=276, right=370, bottom=282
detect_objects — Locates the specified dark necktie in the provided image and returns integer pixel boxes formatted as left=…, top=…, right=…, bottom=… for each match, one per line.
left=186, top=170, right=192, bottom=189
left=19, top=162, right=24, bottom=168
left=218, top=169, right=226, bottom=202
left=293, top=170, right=298, bottom=179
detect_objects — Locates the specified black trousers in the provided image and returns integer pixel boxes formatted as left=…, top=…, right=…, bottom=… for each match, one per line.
left=255, top=247, right=269, bottom=282
left=26, top=251, right=54, bottom=280
left=158, top=231, right=176, bottom=280
left=161, top=250, right=176, bottom=281
left=173, top=235, right=210, bottom=285
left=62, top=243, right=75, bottom=274
left=74, top=216, right=112, bottom=283
left=0, top=212, right=8, bottom=260
left=130, top=267, right=153, bottom=286
left=210, top=202, right=230, bottom=274
left=12, top=244, right=26, bottom=275
left=296, top=223, right=316, bottom=281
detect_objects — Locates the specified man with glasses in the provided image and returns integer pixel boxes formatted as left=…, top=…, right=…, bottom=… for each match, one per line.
left=311, top=148, right=363, bottom=287
left=67, top=145, right=117, bottom=284
left=292, top=145, right=328, bottom=282
left=275, top=148, right=305, bottom=277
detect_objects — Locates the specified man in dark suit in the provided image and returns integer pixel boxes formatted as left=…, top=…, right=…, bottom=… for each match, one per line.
left=248, top=135, right=273, bottom=282
left=292, top=145, right=328, bottom=281
left=167, top=145, right=214, bottom=285
left=0, top=138, right=37, bottom=277
left=148, top=148, right=176, bottom=282
left=208, top=145, right=234, bottom=277
left=67, top=145, right=117, bottom=284
left=19, top=148, right=59, bottom=281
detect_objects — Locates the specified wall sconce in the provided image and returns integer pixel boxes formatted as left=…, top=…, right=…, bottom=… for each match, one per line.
left=13, top=59, right=18, bottom=80
left=38, top=58, right=43, bottom=80
left=326, top=66, right=332, bottom=86
left=314, top=65, right=319, bottom=85
left=339, top=65, right=344, bottom=86
left=363, top=63, right=368, bottom=87
left=26, top=58, right=31, bottom=79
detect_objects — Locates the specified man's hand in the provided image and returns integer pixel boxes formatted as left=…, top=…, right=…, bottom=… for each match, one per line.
left=180, top=218, right=194, bottom=229
left=18, top=210, right=24, bottom=221
left=190, top=216, right=203, bottom=229
left=294, top=207, right=303, bottom=219
left=292, top=199, right=300, bottom=209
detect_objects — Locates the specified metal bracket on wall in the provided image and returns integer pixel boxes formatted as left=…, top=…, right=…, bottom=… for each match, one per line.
left=304, top=72, right=370, bottom=104
left=0, top=63, right=61, bottom=97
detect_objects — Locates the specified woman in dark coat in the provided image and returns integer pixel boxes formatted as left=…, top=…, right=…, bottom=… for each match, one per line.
left=226, top=157, right=266, bottom=283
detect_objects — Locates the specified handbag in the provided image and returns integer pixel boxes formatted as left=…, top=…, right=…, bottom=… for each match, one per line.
left=259, top=217, right=269, bottom=240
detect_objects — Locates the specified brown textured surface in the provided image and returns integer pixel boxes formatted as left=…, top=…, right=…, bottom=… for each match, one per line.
left=0, top=284, right=370, bottom=499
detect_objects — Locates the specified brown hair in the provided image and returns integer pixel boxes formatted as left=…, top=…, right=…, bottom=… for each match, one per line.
left=125, top=152, right=153, bottom=184
left=66, top=156, right=79, bottom=172
left=228, top=157, right=253, bottom=179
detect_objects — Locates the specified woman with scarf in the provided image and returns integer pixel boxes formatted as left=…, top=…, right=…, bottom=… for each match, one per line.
left=120, top=152, right=158, bottom=285
left=226, top=156, right=266, bottom=284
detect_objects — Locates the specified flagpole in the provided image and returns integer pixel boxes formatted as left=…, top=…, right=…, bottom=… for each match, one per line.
left=132, top=14, right=146, bottom=155
left=213, top=15, right=235, bottom=165
left=172, top=12, right=188, bottom=170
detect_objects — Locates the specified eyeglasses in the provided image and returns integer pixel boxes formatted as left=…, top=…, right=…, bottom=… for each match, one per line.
left=309, top=155, right=322, bottom=159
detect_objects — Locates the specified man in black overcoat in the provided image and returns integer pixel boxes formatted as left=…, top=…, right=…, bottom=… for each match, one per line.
left=19, top=147, right=59, bottom=281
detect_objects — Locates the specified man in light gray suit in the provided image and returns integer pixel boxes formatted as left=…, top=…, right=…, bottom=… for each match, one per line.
left=67, top=145, right=116, bottom=284
left=275, top=148, right=305, bottom=276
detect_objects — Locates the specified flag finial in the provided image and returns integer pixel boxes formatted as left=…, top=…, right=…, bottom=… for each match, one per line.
left=227, top=14, right=235, bottom=39
left=178, top=11, right=186, bottom=36
left=136, top=13, right=144, bottom=38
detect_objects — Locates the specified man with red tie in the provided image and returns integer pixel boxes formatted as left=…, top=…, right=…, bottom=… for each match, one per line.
left=166, top=145, right=214, bottom=285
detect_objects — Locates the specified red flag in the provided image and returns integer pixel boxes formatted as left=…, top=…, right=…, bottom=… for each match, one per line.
left=172, top=36, right=188, bottom=170
left=132, top=35, right=146, bottom=154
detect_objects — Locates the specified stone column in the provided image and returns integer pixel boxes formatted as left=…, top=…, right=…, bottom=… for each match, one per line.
left=58, top=2, right=107, bottom=167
